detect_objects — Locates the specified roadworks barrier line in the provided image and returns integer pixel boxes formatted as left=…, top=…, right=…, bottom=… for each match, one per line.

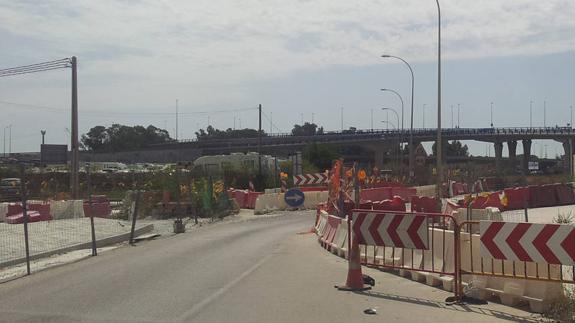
left=254, top=191, right=328, bottom=215
left=1, top=200, right=86, bottom=223
left=314, top=213, right=563, bottom=313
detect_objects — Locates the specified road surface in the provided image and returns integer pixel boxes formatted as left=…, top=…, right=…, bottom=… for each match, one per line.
left=0, top=211, right=536, bottom=323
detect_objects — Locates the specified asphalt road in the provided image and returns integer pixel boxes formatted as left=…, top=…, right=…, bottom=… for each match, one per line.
left=0, top=210, right=535, bottom=323
left=0, top=211, right=313, bottom=323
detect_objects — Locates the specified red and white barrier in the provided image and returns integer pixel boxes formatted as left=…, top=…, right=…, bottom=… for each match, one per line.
left=352, top=212, right=428, bottom=249
left=293, top=173, right=328, bottom=186
left=480, top=221, right=575, bottom=265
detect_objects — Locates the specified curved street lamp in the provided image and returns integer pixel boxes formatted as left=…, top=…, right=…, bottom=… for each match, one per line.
left=381, top=55, right=415, bottom=181
left=381, top=89, right=404, bottom=135
left=381, top=120, right=401, bottom=171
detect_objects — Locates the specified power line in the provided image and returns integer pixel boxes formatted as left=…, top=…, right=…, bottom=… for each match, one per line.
left=0, top=100, right=258, bottom=116
left=261, top=110, right=282, bottom=133
left=0, top=58, right=71, bottom=78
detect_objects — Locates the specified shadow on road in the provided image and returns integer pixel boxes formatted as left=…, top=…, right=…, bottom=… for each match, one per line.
left=354, top=290, right=540, bottom=323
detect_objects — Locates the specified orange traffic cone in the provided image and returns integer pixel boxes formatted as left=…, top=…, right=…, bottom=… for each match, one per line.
left=336, top=235, right=371, bottom=291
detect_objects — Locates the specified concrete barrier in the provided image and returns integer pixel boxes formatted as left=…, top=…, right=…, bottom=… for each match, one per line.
left=461, top=232, right=563, bottom=312
left=254, top=191, right=328, bottom=214
left=415, top=185, right=436, bottom=197
left=51, top=200, right=85, bottom=220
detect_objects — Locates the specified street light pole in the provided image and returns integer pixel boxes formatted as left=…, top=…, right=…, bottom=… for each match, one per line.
left=8, top=125, right=12, bottom=157
left=457, top=104, right=461, bottom=128
left=530, top=100, right=533, bottom=128
left=544, top=100, right=547, bottom=128
left=381, top=55, right=415, bottom=181
left=380, top=89, right=404, bottom=135
left=435, top=0, right=443, bottom=201
left=490, top=102, right=494, bottom=127
left=423, top=104, right=427, bottom=128
left=451, top=105, right=454, bottom=128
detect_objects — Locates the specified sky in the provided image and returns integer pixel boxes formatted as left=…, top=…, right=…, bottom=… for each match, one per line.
left=0, top=0, right=574, bottom=157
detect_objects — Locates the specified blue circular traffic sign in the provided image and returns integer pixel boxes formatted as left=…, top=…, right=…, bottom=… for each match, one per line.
left=284, top=188, right=305, bottom=208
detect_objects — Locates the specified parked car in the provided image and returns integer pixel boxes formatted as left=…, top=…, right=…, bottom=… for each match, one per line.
left=0, top=178, right=21, bottom=201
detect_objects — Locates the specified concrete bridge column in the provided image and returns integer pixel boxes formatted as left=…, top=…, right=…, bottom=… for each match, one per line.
left=522, top=139, right=532, bottom=175
left=494, top=141, right=503, bottom=173
left=563, top=139, right=573, bottom=177
left=508, top=140, right=517, bottom=169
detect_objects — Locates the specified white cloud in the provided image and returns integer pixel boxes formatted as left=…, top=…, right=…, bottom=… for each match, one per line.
left=0, top=0, right=574, bottom=151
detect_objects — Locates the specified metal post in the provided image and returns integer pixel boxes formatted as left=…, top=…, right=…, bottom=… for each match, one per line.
left=70, top=56, right=79, bottom=199
left=490, top=102, right=494, bottom=127
left=530, top=101, right=533, bottom=128
left=544, top=100, right=547, bottom=128
left=340, top=107, right=344, bottom=131
left=274, top=157, right=278, bottom=188
left=20, top=164, right=31, bottom=275
left=129, top=190, right=140, bottom=244
left=176, top=99, right=179, bottom=141
left=87, top=165, right=97, bottom=256
left=338, top=160, right=344, bottom=218
left=258, top=104, right=262, bottom=179
left=8, top=125, right=12, bottom=156
left=436, top=0, right=443, bottom=204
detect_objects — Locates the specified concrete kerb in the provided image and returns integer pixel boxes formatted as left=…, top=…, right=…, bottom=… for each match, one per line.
left=0, top=224, right=153, bottom=269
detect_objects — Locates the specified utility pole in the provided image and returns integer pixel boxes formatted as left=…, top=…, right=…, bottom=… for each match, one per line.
left=70, top=56, right=79, bottom=200
left=270, top=112, right=273, bottom=134
left=340, top=107, right=344, bottom=131
left=258, top=104, right=262, bottom=178
left=176, top=99, right=179, bottom=141
left=570, top=105, right=573, bottom=128
left=530, top=100, right=533, bottom=128
left=457, top=104, right=461, bottom=128
left=451, top=105, right=453, bottom=128
left=423, top=104, right=427, bottom=128
left=370, top=109, right=373, bottom=131
left=300, top=113, right=303, bottom=125
left=544, top=100, right=547, bottom=128
left=490, top=102, right=494, bottom=127
left=312, top=113, right=315, bottom=124
left=8, top=125, right=12, bottom=156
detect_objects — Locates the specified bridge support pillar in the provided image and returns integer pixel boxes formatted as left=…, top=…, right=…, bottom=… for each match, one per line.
left=494, top=141, right=503, bottom=173
left=508, top=140, right=517, bottom=169
left=522, top=139, right=532, bottom=175
left=563, top=139, right=573, bottom=178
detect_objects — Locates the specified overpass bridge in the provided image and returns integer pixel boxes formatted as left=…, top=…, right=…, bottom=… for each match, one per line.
left=86, top=127, right=574, bottom=175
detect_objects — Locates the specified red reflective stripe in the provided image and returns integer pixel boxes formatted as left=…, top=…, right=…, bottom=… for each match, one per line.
left=387, top=214, right=405, bottom=248
left=561, top=228, right=575, bottom=262
left=481, top=222, right=506, bottom=259
left=505, top=223, right=533, bottom=262
left=369, top=214, right=385, bottom=246
left=408, top=216, right=426, bottom=249
left=533, top=225, right=561, bottom=264
left=352, top=213, right=367, bottom=245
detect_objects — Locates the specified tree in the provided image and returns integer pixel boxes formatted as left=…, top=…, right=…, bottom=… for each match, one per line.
left=303, top=143, right=338, bottom=172
left=195, top=126, right=265, bottom=140
left=81, top=124, right=173, bottom=152
left=291, top=122, right=324, bottom=136
left=431, top=140, right=469, bottom=157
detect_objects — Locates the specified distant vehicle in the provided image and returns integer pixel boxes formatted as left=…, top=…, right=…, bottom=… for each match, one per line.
left=0, top=178, right=21, bottom=201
